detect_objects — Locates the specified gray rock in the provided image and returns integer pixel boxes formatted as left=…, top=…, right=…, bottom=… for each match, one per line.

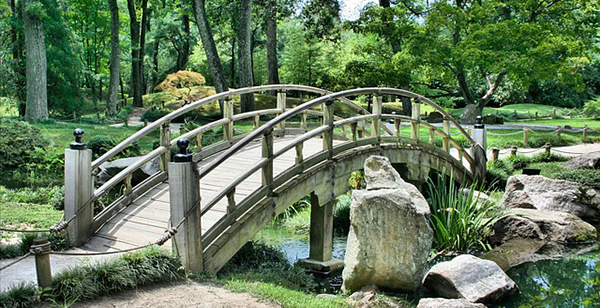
left=563, top=153, right=600, bottom=170
left=460, top=189, right=492, bottom=205
left=427, top=111, right=444, bottom=124
left=423, top=254, right=519, bottom=303
left=460, top=105, right=479, bottom=125
left=501, top=175, right=599, bottom=220
left=483, top=114, right=504, bottom=125
left=490, top=208, right=597, bottom=245
left=342, top=156, right=433, bottom=293
left=483, top=238, right=547, bottom=271
left=417, top=298, right=487, bottom=308
left=98, top=156, right=161, bottom=185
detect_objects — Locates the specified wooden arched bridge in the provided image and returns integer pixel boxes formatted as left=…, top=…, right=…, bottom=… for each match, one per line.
left=64, top=85, right=487, bottom=274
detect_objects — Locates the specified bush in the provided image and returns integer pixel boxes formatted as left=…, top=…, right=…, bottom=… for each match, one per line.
left=141, top=106, right=171, bottom=123
left=584, top=96, right=600, bottom=119
left=0, top=283, right=38, bottom=308
left=425, top=173, right=508, bottom=252
left=508, top=155, right=533, bottom=170
left=0, top=185, right=64, bottom=209
left=87, top=135, right=141, bottom=159
left=154, top=70, right=206, bottom=93
left=0, top=119, right=50, bottom=170
left=1, top=232, right=67, bottom=260
left=333, top=194, right=351, bottom=234
left=554, top=169, right=600, bottom=189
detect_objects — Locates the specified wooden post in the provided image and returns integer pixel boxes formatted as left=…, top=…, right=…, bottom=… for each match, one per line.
left=262, top=129, right=274, bottom=196
left=556, top=126, right=562, bottom=139
left=301, top=111, right=308, bottom=131
left=30, top=237, right=52, bottom=288
left=295, top=142, right=304, bottom=165
left=227, top=189, right=236, bottom=216
left=169, top=139, right=203, bottom=273
left=195, top=132, right=203, bottom=153
left=543, top=143, right=551, bottom=155
left=253, top=115, right=260, bottom=130
left=64, top=129, right=93, bottom=246
left=160, top=121, right=171, bottom=173
left=510, top=146, right=518, bottom=157
left=277, top=91, right=286, bottom=134
left=411, top=97, right=420, bottom=140
left=350, top=122, right=357, bottom=141
left=583, top=125, right=588, bottom=140
left=523, top=128, right=529, bottom=145
left=491, top=147, right=500, bottom=163
left=223, top=97, right=234, bottom=141
left=394, top=117, right=401, bottom=138
left=372, top=95, right=382, bottom=140
left=443, top=117, right=450, bottom=153
left=323, top=101, right=334, bottom=156
left=308, top=192, right=333, bottom=262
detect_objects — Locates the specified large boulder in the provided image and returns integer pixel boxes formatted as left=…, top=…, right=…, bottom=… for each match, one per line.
left=427, top=111, right=444, bottom=124
left=98, top=156, right=161, bottom=185
left=460, top=105, right=478, bottom=125
left=417, top=298, right=486, bottom=308
left=423, top=254, right=519, bottom=304
left=563, top=153, right=600, bottom=170
left=342, top=156, right=433, bottom=293
left=490, top=208, right=597, bottom=245
left=501, top=175, right=599, bottom=220
left=482, top=113, right=504, bottom=125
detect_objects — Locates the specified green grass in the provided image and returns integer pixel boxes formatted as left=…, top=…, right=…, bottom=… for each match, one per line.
left=0, top=202, right=63, bottom=238
left=507, top=117, right=600, bottom=131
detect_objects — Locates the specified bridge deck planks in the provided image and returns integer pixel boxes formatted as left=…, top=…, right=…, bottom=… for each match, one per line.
left=84, top=137, right=328, bottom=252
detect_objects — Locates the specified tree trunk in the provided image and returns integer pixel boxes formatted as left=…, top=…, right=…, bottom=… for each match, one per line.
left=107, top=0, right=120, bottom=116
left=177, top=14, right=191, bottom=70
left=379, top=0, right=400, bottom=53
left=127, top=0, right=143, bottom=107
left=230, top=36, right=236, bottom=87
left=140, top=0, right=149, bottom=94
left=266, top=0, right=280, bottom=87
left=238, top=0, right=254, bottom=112
left=192, top=0, right=229, bottom=96
left=23, top=0, right=48, bottom=122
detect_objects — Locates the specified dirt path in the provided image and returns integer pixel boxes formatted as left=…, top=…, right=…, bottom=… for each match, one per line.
left=69, top=281, right=279, bottom=308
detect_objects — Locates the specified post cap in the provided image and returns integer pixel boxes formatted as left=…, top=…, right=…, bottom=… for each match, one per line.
left=70, top=128, right=87, bottom=150
left=173, top=138, right=193, bottom=162
left=474, top=115, right=484, bottom=129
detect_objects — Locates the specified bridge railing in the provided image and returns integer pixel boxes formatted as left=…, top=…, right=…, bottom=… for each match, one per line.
left=71, top=85, right=374, bottom=243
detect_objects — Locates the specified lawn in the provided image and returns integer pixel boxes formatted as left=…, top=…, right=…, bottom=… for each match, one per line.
left=507, top=118, right=600, bottom=131
left=0, top=202, right=63, bottom=239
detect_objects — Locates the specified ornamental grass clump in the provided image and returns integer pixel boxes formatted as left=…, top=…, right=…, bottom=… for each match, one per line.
left=425, top=173, right=509, bottom=253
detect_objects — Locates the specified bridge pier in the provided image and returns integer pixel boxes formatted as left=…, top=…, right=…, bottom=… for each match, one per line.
left=299, top=192, right=344, bottom=273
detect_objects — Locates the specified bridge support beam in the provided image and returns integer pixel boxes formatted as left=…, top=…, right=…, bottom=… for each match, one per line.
left=299, top=192, right=344, bottom=273
left=169, top=139, right=203, bottom=274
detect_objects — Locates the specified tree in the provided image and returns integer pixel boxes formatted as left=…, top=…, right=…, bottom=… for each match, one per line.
left=265, top=0, right=279, bottom=86
left=23, top=0, right=48, bottom=121
left=106, top=0, right=119, bottom=116
left=192, top=0, right=229, bottom=96
left=126, top=0, right=148, bottom=107
left=238, top=0, right=254, bottom=112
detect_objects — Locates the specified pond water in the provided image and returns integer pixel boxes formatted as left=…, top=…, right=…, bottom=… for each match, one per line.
left=254, top=226, right=600, bottom=307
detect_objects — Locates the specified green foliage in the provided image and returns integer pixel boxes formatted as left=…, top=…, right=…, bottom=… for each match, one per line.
left=51, top=246, right=183, bottom=303
left=333, top=194, right=351, bottom=234
left=0, top=283, right=38, bottom=308
left=0, top=185, right=63, bottom=209
left=0, top=119, right=50, bottom=170
left=222, top=241, right=289, bottom=271
left=87, top=135, right=141, bottom=159
left=554, top=169, right=600, bottom=190
left=0, top=202, right=63, bottom=240
left=141, top=106, right=171, bottom=123
left=1, top=232, right=67, bottom=260
left=425, top=173, right=508, bottom=252
left=584, top=96, right=600, bottom=119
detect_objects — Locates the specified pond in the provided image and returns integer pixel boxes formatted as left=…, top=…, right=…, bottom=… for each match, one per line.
left=254, top=226, right=600, bottom=307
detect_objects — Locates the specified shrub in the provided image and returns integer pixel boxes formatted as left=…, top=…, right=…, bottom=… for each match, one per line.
left=0, top=185, right=63, bottom=207
left=1, top=232, right=67, bottom=260
left=425, top=173, right=508, bottom=252
left=584, top=96, right=600, bottom=119
left=87, top=135, right=141, bottom=159
left=0, top=119, right=50, bottom=170
left=0, top=283, right=38, bottom=308
left=333, top=194, right=351, bottom=234
left=223, top=241, right=288, bottom=271
left=508, top=155, right=533, bottom=170
left=141, top=106, right=171, bottom=123
left=154, top=70, right=206, bottom=93
left=554, top=169, right=600, bottom=189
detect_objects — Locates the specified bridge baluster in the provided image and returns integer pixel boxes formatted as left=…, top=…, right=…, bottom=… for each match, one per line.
left=160, top=121, right=171, bottom=173
left=350, top=122, right=357, bottom=142
left=295, top=142, right=304, bottom=165
left=442, top=117, right=451, bottom=153
left=262, top=129, right=274, bottom=197
left=253, top=115, right=260, bottom=130
left=227, top=188, right=236, bottom=217
left=394, top=117, right=401, bottom=138
left=372, top=95, right=382, bottom=141
left=195, top=132, right=203, bottom=153
left=429, top=128, right=435, bottom=144
left=223, top=97, right=234, bottom=142
left=322, top=101, right=334, bottom=156
left=301, top=111, right=308, bottom=131
left=276, top=90, right=286, bottom=135
left=411, top=97, right=421, bottom=140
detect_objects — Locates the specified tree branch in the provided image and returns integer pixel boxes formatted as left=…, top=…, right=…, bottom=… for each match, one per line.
left=480, top=70, right=507, bottom=104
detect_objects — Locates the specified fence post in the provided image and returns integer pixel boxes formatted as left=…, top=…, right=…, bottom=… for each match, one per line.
left=168, top=139, right=203, bottom=273
left=583, top=125, right=588, bottom=140
left=64, top=129, right=93, bottom=246
left=510, top=146, right=518, bottom=157
left=556, top=126, right=562, bottom=140
left=523, top=128, right=529, bottom=145
left=491, top=147, right=500, bottom=163
left=543, top=142, right=551, bottom=155
left=262, top=129, right=274, bottom=197
left=30, top=237, right=52, bottom=288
